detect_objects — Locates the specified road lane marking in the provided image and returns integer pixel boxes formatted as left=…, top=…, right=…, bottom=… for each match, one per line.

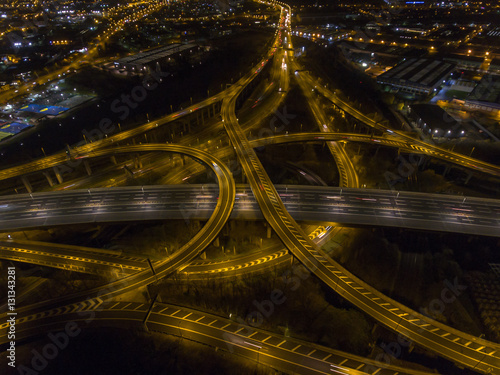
left=322, top=354, right=332, bottom=361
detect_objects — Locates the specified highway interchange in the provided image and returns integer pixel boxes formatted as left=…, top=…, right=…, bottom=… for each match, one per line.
left=1, top=1, right=500, bottom=374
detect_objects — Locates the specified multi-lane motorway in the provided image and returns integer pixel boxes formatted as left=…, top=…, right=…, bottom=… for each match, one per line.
left=0, top=185, right=498, bottom=237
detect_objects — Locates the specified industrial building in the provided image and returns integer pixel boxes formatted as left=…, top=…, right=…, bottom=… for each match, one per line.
left=114, top=43, right=200, bottom=73
left=377, top=58, right=455, bottom=96
left=464, top=75, right=500, bottom=115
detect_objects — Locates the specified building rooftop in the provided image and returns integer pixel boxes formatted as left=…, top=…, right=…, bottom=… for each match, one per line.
left=377, top=58, right=456, bottom=93
left=378, top=58, right=455, bottom=89
left=444, top=53, right=484, bottom=64
left=115, top=43, right=198, bottom=67
left=467, top=75, right=500, bottom=105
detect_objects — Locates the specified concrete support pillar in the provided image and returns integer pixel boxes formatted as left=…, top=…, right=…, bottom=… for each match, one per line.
left=21, top=176, right=33, bottom=193
left=213, top=237, right=219, bottom=247
left=200, top=251, right=206, bottom=260
left=123, top=166, right=134, bottom=178
left=133, top=154, right=142, bottom=169
left=83, top=160, right=92, bottom=176
left=193, top=220, right=200, bottom=230
left=43, top=171, right=54, bottom=187
left=464, top=172, right=473, bottom=185
left=267, top=225, right=272, bottom=239
left=443, top=165, right=451, bottom=177
left=53, top=167, right=64, bottom=184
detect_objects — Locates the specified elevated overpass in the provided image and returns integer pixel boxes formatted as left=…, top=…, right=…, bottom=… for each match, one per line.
left=0, top=185, right=498, bottom=237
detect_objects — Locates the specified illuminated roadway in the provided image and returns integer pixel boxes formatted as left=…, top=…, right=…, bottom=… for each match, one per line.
left=0, top=301, right=437, bottom=375
left=0, top=94, right=224, bottom=183
left=0, top=239, right=291, bottom=278
left=250, top=132, right=415, bottom=151
left=0, top=185, right=498, bottom=237
left=292, top=60, right=359, bottom=188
